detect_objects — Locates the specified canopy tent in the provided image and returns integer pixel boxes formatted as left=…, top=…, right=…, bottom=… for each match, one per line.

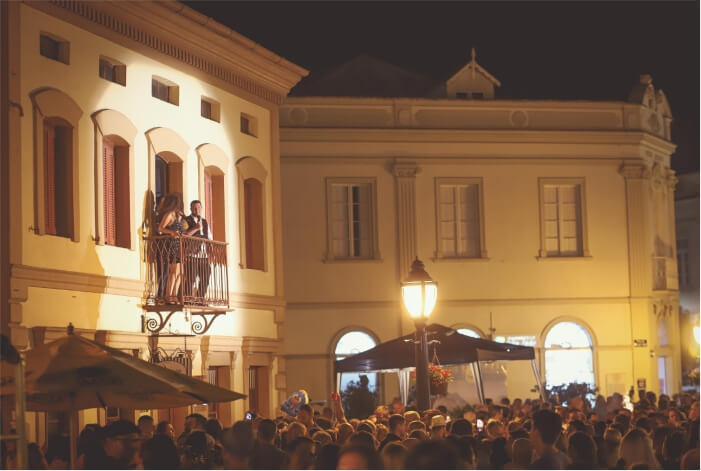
left=333, top=324, right=543, bottom=405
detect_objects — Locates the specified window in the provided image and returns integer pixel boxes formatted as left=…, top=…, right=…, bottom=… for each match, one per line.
left=335, top=331, right=377, bottom=393
left=435, top=178, right=485, bottom=258
left=243, top=178, right=265, bottom=270
left=326, top=178, right=378, bottom=260
left=98, top=57, right=126, bottom=86
left=494, top=335, right=537, bottom=346
left=43, top=118, right=74, bottom=238
left=544, top=321, right=594, bottom=388
left=677, top=239, right=689, bottom=288
left=240, top=113, right=257, bottom=137
left=236, top=157, right=267, bottom=271
left=201, top=97, right=220, bottom=122
left=539, top=179, right=588, bottom=257
left=203, top=167, right=226, bottom=241
left=152, top=76, right=179, bottom=105
left=472, top=92, right=484, bottom=99
left=40, top=33, right=69, bottom=64
left=102, top=137, right=130, bottom=248
left=456, top=92, right=468, bottom=99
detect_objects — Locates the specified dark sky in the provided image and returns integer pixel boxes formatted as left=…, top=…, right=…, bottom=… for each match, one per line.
left=185, top=1, right=699, bottom=173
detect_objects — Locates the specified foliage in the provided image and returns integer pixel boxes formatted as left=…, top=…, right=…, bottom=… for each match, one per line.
left=545, top=382, right=599, bottom=405
left=449, top=404, right=473, bottom=420
left=411, top=363, right=454, bottom=386
left=341, top=375, right=379, bottom=419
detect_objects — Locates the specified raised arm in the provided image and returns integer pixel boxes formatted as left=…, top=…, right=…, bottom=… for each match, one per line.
left=331, top=391, right=348, bottom=424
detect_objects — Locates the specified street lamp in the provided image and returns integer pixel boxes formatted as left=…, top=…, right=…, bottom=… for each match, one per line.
left=401, top=258, right=437, bottom=411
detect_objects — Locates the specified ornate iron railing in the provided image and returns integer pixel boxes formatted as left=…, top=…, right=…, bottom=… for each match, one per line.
left=143, top=235, right=229, bottom=307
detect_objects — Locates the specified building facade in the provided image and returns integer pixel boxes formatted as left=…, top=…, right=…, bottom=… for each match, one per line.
left=2, top=0, right=306, bottom=444
left=279, top=57, right=682, bottom=405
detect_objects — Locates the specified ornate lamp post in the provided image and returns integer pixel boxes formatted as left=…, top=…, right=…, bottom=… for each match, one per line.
left=401, top=258, right=437, bottom=411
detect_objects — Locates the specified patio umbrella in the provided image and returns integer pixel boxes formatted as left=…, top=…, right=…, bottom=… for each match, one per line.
left=0, top=325, right=245, bottom=468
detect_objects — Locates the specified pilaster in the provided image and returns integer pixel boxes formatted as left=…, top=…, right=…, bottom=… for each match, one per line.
left=392, top=161, right=421, bottom=281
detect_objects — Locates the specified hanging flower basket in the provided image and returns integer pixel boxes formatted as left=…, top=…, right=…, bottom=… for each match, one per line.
left=431, top=381, right=449, bottom=396
left=412, top=362, right=453, bottom=396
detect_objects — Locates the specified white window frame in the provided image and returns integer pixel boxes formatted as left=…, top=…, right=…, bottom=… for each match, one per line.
left=325, top=177, right=380, bottom=262
left=538, top=178, right=590, bottom=258
left=434, top=177, right=487, bottom=260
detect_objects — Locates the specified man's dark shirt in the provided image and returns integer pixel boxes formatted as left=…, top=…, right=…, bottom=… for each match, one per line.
left=379, top=433, right=402, bottom=451
left=185, top=215, right=209, bottom=239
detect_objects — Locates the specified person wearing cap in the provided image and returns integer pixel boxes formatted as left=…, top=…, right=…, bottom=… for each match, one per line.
left=430, top=415, right=447, bottom=439
left=404, top=410, right=421, bottom=424
left=84, top=420, right=142, bottom=469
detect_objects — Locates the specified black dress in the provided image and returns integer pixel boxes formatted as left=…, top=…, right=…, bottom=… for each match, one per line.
left=166, top=217, right=183, bottom=263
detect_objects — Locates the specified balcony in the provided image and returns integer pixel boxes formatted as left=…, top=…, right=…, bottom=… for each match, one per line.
left=142, top=235, right=230, bottom=334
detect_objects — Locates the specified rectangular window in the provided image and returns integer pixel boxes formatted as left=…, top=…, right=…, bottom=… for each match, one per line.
left=472, top=92, right=484, bottom=99
left=40, top=34, right=69, bottom=64
left=436, top=179, right=483, bottom=258
left=326, top=178, right=378, bottom=260
left=201, top=97, right=221, bottom=122
left=44, top=120, right=73, bottom=238
left=99, top=57, right=126, bottom=86
left=240, top=113, right=257, bottom=137
left=539, top=179, right=587, bottom=257
left=152, top=76, right=179, bottom=105
left=244, top=178, right=265, bottom=270
left=456, top=92, right=468, bottom=99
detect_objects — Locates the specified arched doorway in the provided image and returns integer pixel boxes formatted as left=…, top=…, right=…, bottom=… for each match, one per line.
left=544, top=321, right=595, bottom=388
left=334, top=330, right=377, bottom=393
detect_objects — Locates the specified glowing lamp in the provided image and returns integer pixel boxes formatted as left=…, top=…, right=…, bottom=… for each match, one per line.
left=401, top=258, right=437, bottom=322
left=694, top=325, right=699, bottom=345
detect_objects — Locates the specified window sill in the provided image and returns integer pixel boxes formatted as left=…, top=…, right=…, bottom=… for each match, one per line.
left=322, top=257, right=384, bottom=264
left=536, top=256, right=593, bottom=261
left=432, top=256, right=490, bottom=262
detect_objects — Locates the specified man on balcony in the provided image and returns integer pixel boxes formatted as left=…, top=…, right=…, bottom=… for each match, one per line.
left=184, top=200, right=212, bottom=304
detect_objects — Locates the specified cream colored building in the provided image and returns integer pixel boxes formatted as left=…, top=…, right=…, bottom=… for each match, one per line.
left=280, top=56, right=682, bottom=405
left=2, top=0, right=306, bottom=444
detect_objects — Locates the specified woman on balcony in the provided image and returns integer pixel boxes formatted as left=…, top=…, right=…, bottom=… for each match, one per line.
left=157, top=193, right=185, bottom=304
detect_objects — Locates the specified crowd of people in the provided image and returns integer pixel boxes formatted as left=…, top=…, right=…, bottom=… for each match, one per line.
left=2, top=390, right=699, bottom=470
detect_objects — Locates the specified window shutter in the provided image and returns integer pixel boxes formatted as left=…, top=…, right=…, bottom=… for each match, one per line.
left=244, top=178, right=264, bottom=270
left=204, top=171, right=214, bottom=233
left=44, top=122, right=57, bottom=235
left=439, top=185, right=457, bottom=256
left=115, top=146, right=130, bottom=248
left=103, top=138, right=116, bottom=245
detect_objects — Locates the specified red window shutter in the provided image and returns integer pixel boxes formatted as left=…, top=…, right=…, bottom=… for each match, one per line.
left=244, top=178, right=264, bottom=270
left=103, top=138, right=116, bottom=245
left=114, top=146, right=130, bottom=248
left=44, top=122, right=57, bottom=235
left=204, top=171, right=213, bottom=232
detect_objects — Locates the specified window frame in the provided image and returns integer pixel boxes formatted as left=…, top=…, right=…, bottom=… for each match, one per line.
left=92, top=109, right=137, bottom=250
left=324, top=177, right=380, bottom=262
left=39, top=32, right=69, bottom=64
left=31, top=88, right=83, bottom=242
left=240, top=113, right=258, bottom=137
left=201, top=96, right=221, bottom=123
left=98, top=56, right=126, bottom=86
left=236, top=156, right=268, bottom=271
left=537, top=177, right=590, bottom=259
left=151, top=75, right=179, bottom=106
left=434, top=177, right=487, bottom=260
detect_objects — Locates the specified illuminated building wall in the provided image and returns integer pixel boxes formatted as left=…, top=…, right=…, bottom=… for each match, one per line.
left=2, top=0, right=306, bottom=443
left=280, top=58, right=682, bottom=405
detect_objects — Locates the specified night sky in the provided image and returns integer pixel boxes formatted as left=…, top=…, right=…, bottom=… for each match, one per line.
left=185, top=1, right=699, bottom=173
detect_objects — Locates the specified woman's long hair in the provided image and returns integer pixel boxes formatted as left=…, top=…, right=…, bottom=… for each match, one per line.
left=160, top=193, right=183, bottom=218
left=620, top=428, right=661, bottom=469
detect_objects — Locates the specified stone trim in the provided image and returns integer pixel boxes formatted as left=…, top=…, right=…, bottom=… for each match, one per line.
left=28, top=0, right=307, bottom=105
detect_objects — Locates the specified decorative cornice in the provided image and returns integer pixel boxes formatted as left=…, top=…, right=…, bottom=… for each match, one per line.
left=28, top=0, right=307, bottom=105
left=619, top=163, right=650, bottom=180
left=392, top=161, right=421, bottom=178
left=242, top=336, right=281, bottom=354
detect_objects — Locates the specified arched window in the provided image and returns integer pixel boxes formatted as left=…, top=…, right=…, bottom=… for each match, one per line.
left=544, top=321, right=594, bottom=388
left=335, top=330, right=377, bottom=392
left=457, top=328, right=482, bottom=339
left=236, top=157, right=267, bottom=271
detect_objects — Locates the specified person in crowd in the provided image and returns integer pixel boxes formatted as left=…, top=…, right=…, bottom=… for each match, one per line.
left=450, top=418, right=473, bottom=437
left=45, top=435, right=70, bottom=470
left=220, top=421, right=255, bottom=469
left=157, top=193, right=185, bottom=304
left=380, top=414, right=406, bottom=450
left=27, top=442, right=47, bottom=470
left=315, top=442, right=341, bottom=470
left=250, top=418, right=287, bottom=469
left=336, top=422, right=354, bottom=446
left=183, top=199, right=212, bottom=301
left=313, top=430, right=334, bottom=446
left=140, top=434, right=179, bottom=470
left=155, top=421, right=175, bottom=440
left=529, top=410, right=570, bottom=469
left=600, top=427, right=623, bottom=469
left=429, top=415, right=447, bottom=440
left=661, top=430, right=686, bottom=469
left=680, top=448, right=700, bottom=470
left=296, top=403, right=315, bottom=430
left=137, top=415, right=155, bottom=440
left=83, top=420, right=142, bottom=469
left=566, top=431, right=597, bottom=469
left=337, top=444, right=383, bottom=470
left=287, top=436, right=316, bottom=470
left=381, top=441, right=408, bottom=469
left=619, top=428, right=661, bottom=469
left=404, top=439, right=461, bottom=469
left=285, top=422, right=308, bottom=449
left=205, top=418, right=223, bottom=442
left=507, top=437, right=534, bottom=470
